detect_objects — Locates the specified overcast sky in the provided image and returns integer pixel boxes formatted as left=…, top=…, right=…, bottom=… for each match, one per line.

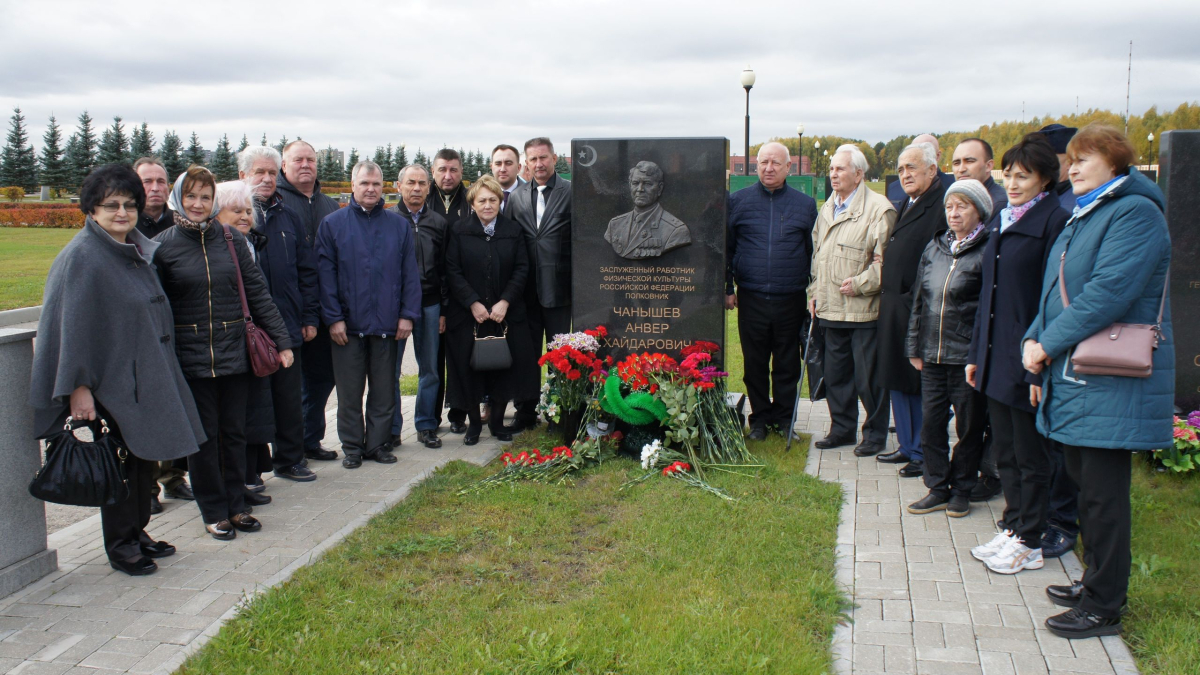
left=3, top=0, right=1197, bottom=160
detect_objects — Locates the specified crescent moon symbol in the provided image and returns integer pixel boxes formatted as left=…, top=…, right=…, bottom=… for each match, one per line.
left=577, top=144, right=598, bottom=167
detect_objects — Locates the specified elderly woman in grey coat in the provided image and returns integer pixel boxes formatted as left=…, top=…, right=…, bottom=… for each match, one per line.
left=30, top=164, right=205, bottom=576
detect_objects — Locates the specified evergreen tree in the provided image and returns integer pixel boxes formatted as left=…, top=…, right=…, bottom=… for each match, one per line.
left=66, top=110, right=98, bottom=185
left=413, top=149, right=429, bottom=174
left=39, top=115, right=69, bottom=189
left=372, top=147, right=388, bottom=177
left=261, top=133, right=268, bottom=147
left=159, top=130, right=186, bottom=181
left=97, top=116, right=131, bottom=165
left=183, top=132, right=206, bottom=167
left=394, top=144, right=408, bottom=170
left=274, top=135, right=288, bottom=153
left=554, top=154, right=570, bottom=175
left=211, top=134, right=237, bottom=181
left=129, top=122, right=155, bottom=159
left=315, top=150, right=330, bottom=182
left=0, top=107, right=38, bottom=190
left=344, top=148, right=359, bottom=179
left=237, top=134, right=249, bottom=152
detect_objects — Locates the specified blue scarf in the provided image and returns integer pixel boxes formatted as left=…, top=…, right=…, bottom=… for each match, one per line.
left=1074, top=174, right=1124, bottom=211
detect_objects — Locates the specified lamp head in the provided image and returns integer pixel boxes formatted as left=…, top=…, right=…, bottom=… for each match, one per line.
left=797, top=123, right=805, bottom=135
left=740, top=66, right=756, bottom=89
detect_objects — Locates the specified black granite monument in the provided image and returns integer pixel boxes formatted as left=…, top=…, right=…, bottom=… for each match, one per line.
left=1160, top=130, right=1200, bottom=411
left=571, top=138, right=728, bottom=363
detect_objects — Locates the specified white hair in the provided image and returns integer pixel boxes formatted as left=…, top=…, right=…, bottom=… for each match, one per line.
left=351, top=160, right=383, bottom=182
left=216, top=180, right=254, bottom=211
left=756, top=141, right=791, bottom=163
left=238, top=146, right=282, bottom=174
left=898, top=143, right=938, bottom=169
left=834, top=144, right=869, bottom=174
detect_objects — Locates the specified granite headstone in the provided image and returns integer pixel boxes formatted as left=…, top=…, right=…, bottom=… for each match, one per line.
left=1160, top=130, right=1200, bottom=410
left=571, top=138, right=727, bottom=363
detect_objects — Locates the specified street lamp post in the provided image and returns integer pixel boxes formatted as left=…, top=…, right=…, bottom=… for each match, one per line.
left=796, top=123, right=805, bottom=176
left=741, top=66, right=756, bottom=176
left=1148, top=132, right=1155, bottom=167
left=813, top=139, right=821, bottom=176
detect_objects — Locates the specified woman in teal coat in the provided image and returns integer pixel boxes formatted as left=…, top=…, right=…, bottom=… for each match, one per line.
left=1021, top=125, right=1172, bottom=640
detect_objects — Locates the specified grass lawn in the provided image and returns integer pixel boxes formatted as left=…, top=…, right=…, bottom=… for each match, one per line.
left=1124, top=459, right=1200, bottom=674
left=0, top=227, right=78, bottom=310
left=178, top=432, right=844, bottom=675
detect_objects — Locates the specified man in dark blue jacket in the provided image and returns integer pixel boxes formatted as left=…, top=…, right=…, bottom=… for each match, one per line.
left=726, top=142, right=818, bottom=439
left=241, top=146, right=321, bottom=482
left=316, top=161, right=422, bottom=468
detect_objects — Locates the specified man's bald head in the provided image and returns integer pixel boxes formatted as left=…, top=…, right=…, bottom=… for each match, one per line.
left=913, top=134, right=942, bottom=162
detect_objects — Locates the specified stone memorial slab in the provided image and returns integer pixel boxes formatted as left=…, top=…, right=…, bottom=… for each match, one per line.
left=571, top=138, right=727, bottom=363
left=1160, top=130, right=1200, bottom=410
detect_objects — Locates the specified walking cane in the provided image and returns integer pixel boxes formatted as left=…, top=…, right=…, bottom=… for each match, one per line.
left=785, top=329, right=815, bottom=452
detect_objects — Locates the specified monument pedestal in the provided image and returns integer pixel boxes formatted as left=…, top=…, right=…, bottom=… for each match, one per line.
left=0, top=327, right=58, bottom=598
left=1160, top=130, right=1200, bottom=411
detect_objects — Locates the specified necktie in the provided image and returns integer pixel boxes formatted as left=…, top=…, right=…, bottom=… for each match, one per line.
left=536, top=185, right=547, bottom=229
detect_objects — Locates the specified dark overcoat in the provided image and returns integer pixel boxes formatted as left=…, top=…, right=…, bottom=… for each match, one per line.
left=968, top=194, right=1069, bottom=412
left=443, top=214, right=539, bottom=408
left=29, top=219, right=205, bottom=460
left=878, top=181, right=948, bottom=393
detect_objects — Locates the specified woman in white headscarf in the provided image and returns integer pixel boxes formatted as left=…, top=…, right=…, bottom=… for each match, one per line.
left=152, top=166, right=292, bottom=541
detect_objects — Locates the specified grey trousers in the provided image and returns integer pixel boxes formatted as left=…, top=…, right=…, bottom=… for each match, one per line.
left=331, top=334, right=399, bottom=457
left=823, top=325, right=890, bottom=445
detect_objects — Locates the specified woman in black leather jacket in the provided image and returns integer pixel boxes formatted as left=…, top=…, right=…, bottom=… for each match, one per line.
left=904, top=179, right=992, bottom=518
left=153, top=166, right=292, bottom=540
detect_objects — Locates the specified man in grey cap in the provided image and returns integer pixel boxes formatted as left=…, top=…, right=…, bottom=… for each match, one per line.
left=1036, top=124, right=1078, bottom=212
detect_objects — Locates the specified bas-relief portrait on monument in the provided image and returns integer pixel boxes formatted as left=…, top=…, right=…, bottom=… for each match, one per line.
left=571, top=138, right=728, bottom=363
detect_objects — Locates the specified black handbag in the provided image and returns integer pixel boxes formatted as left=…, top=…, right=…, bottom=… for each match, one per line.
left=29, top=416, right=130, bottom=507
left=470, top=321, right=513, bottom=371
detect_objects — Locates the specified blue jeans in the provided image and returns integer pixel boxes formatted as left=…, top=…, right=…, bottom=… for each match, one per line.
left=393, top=303, right=442, bottom=435
left=890, top=390, right=924, bottom=462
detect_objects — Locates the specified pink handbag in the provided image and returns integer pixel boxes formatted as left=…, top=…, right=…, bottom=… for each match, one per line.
left=1059, top=252, right=1166, bottom=378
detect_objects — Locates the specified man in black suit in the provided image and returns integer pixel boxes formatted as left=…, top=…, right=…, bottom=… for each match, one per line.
left=886, top=133, right=955, bottom=202
left=492, top=144, right=526, bottom=209
left=506, top=137, right=572, bottom=429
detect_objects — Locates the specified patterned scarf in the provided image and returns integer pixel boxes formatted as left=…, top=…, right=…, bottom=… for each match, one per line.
left=948, top=222, right=986, bottom=255
left=481, top=218, right=497, bottom=237
left=1006, top=191, right=1048, bottom=225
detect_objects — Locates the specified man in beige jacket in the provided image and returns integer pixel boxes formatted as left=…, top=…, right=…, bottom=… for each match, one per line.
left=808, top=145, right=897, bottom=455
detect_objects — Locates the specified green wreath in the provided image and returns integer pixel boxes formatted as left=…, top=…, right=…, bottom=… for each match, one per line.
left=599, top=375, right=668, bottom=426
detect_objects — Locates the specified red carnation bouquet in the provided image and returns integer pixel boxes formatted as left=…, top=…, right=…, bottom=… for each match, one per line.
left=536, top=326, right=612, bottom=423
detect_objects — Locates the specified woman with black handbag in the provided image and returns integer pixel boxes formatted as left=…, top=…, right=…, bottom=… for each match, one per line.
left=443, top=175, right=538, bottom=445
left=1021, top=124, right=1173, bottom=639
left=153, top=166, right=293, bottom=540
left=30, top=164, right=206, bottom=576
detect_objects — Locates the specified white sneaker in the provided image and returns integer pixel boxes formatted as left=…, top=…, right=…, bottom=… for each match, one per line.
left=971, top=530, right=1014, bottom=561
left=985, top=542, right=1044, bottom=574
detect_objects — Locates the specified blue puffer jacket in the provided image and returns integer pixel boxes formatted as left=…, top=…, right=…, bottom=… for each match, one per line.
left=316, top=197, right=422, bottom=337
left=1023, top=169, right=1173, bottom=451
left=726, top=182, right=817, bottom=296
left=255, top=193, right=320, bottom=345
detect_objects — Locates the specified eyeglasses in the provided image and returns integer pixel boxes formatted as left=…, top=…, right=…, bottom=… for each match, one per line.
left=98, top=201, right=138, bottom=214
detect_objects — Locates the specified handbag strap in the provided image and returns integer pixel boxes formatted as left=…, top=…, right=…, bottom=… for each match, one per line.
left=1058, top=252, right=1169, bottom=326
left=221, top=225, right=253, bottom=321
left=472, top=320, right=508, bottom=338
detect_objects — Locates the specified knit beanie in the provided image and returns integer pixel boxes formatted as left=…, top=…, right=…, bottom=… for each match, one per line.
left=944, top=179, right=994, bottom=223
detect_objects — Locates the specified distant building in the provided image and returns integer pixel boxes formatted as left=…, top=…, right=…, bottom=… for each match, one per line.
left=729, top=155, right=810, bottom=176
left=201, top=149, right=214, bottom=164
left=317, top=148, right=345, bottom=167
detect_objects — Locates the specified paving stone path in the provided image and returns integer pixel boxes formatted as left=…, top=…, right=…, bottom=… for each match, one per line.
left=0, top=396, right=501, bottom=675
left=796, top=399, right=1140, bottom=675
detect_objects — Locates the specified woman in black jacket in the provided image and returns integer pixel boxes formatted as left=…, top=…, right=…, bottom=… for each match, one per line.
left=905, top=180, right=992, bottom=518
left=965, top=135, right=1069, bottom=576
left=153, top=166, right=292, bottom=540
left=443, top=175, right=538, bottom=444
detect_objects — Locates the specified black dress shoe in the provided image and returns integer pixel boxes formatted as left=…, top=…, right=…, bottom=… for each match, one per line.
left=970, top=474, right=1002, bottom=502
left=368, top=449, right=398, bottom=464
left=907, top=492, right=948, bottom=514
left=464, top=422, right=482, bottom=446
left=748, top=426, right=767, bottom=441
left=814, top=434, right=855, bottom=449
left=164, top=482, right=195, bottom=500
left=1041, top=526, right=1077, bottom=559
left=230, top=512, right=262, bottom=533
left=491, top=429, right=514, bottom=442
left=110, top=557, right=158, bottom=576
left=140, top=541, right=176, bottom=559
left=244, top=490, right=272, bottom=506
left=206, top=520, right=236, bottom=541
left=275, top=464, right=317, bottom=482
left=899, top=460, right=924, bottom=477
left=305, top=447, right=339, bottom=461
left=149, top=495, right=163, bottom=514
left=342, top=455, right=363, bottom=469
left=853, top=441, right=885, bottom=457
left=1046, top=580, right=1085, bottom=608
left=419, top=429, right=442, bottom=448
left=876, top=450, right=908, bottom=464
left=1045, top=607, right=1121, bottom=639
left=450, top=421, right=468, bottom=435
